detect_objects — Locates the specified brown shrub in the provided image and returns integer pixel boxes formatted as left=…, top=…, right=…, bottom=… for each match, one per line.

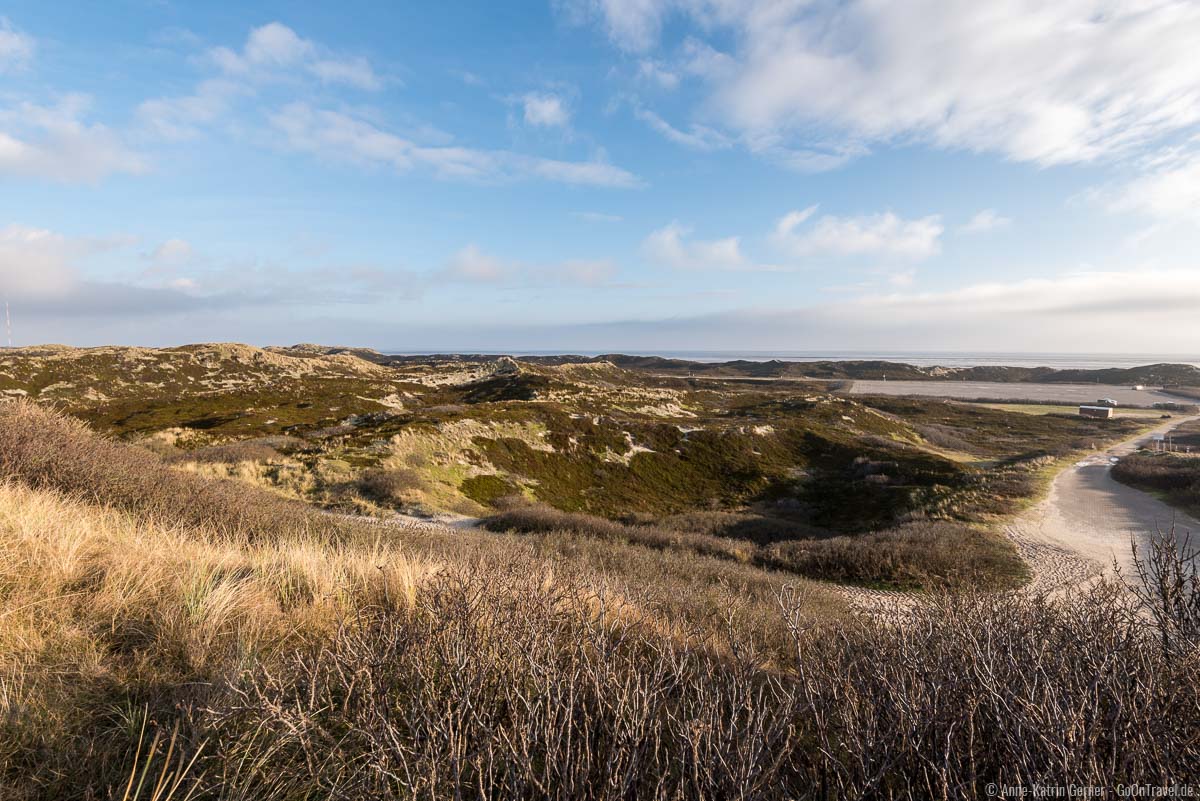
left=482, top=505, right=753, bottom=563
left=357, top=467, right=425, bottom=502
left=764, top=520, right=1025, bottom=590
left=657, top=510, right=824, bottom=544
left=193, top=551, right=1199, bottom=799
left=483, top=506, right=1021, bottom=590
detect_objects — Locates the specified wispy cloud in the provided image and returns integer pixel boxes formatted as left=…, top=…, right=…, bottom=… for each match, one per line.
left=773, top=206, right=943, bottom=259
left=136, top=79, right=245, bottom=141
left=637, top=59, right=679, bottom=89
left=960, top=209, right=1012, bottom=234
left=270, top=102, right=641, bottom=187
left=1105, top=150, right=1200, bottom=223
left=0, top=17, right=34, bottom=72
left=642, top=222, right=749, bottom=270
left=209, top=22, right=383, bottom=90
left=0, top=96, right=146, bottom=182
left=568, top=1, right=1200, bottom=171
left=522, top=92, right=571, bottom=128
left=635, top=108, right=730, bottom=151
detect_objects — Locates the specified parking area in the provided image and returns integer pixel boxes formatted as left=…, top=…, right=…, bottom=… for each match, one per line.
left=845, top=380, right=1183, bottom=407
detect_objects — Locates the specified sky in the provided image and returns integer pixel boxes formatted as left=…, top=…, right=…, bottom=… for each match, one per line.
left=2, top=0, right=1200, bottom=354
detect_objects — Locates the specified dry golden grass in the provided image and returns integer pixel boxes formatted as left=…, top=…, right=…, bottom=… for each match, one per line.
left=0, top=479, right=435, bottom=661
left=0, top=479, right=436, bottom=797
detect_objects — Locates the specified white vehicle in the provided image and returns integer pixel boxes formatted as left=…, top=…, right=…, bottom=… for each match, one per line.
left=1132, top=385, right=1145, bottom=391
left=1097, top=398, right=1119, bottom=407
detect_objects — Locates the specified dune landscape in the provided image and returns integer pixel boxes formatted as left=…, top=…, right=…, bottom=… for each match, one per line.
left=5, top=1, right=1200, bottom=796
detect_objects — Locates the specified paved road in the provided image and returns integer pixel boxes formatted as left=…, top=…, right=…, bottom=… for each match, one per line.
left=847, top=380, right=1182, bottom=407
left=1005, top=417, right=1200, bottom=593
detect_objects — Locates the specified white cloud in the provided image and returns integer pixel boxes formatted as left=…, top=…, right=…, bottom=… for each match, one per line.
left=0, top=224, right=82, bottom=296
left=643, top=222, right=747, bottom=270
left=635, top=108, right=729, bottom=151
left=774, top=207, right=943, bottom=259
left=560, top=0, right=671, bottom=52
left=637, top=59, right=679, bottom=89
left=0, top=96, right=146, bottom=182
left=136, top=79, right=244, bottom=140
left=138, top=23, right=383, bottom=143
left=961, top=210, right=1012, bottom=234
left=571, top=1, right=1200, bottom=169
left=1107, top=151, right=1200, bottom=222
left=270, top=103, right=641, bottom=187
left=749, top=139, right=869, bottom=174
left=210, top=22, right=381, bottom=90
left=522, top=93, right=570, bottom=128
left=309, top=56, right=382, bottom=91
left=244, top=21, right=311, bottom=66
left=523, top=157, right=639, bottom=188
left=0, top=18, right=34, bottom=72
left=773, top=207, right=817, bottom=237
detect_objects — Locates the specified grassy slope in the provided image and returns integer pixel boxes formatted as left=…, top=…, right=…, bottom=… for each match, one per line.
left=0, top=397, right=1197, bottom=796
left=0, top=401, right=852, bottom=794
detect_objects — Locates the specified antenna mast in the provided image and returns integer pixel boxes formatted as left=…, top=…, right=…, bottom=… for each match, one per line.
left=4, top=299, right=11, bottom=348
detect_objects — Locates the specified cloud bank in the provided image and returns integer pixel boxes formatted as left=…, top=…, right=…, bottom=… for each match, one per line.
left=567, top=1, right=1200, bottom=170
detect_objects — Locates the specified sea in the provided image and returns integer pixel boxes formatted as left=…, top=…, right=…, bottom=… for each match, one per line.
left=384, top=351, right=1200, bottom=369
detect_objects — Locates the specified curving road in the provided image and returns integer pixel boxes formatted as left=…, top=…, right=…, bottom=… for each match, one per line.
left=1005, top=417, right=1200, bottom=594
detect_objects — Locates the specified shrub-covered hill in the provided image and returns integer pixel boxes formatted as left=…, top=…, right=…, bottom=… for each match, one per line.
left=0, top=344, right=1149, bottom=540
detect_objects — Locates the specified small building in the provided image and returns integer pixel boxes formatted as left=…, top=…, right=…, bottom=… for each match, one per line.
left=1079, top=405, right=1114, bottom=419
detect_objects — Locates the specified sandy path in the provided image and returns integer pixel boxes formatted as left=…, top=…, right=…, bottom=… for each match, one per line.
left=1004, top=416, right=1200, bottom=594
left=844, top=417, right=1200, bottom=617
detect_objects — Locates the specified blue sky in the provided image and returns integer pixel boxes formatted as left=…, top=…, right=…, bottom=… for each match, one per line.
left=2, top=0, right=1200, bottom=353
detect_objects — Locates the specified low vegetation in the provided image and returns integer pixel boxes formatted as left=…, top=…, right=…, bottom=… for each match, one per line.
left=1113, top=452, right=1200, bottom=517
left=0, top=396, right=1197, bottom=797
left=0, top=345, right=1152, bottom=531
left=483, top=504, right=1025, bottom=590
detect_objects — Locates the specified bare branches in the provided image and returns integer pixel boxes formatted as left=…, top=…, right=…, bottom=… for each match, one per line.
left=1127, top=525, right=1200, bottom=654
